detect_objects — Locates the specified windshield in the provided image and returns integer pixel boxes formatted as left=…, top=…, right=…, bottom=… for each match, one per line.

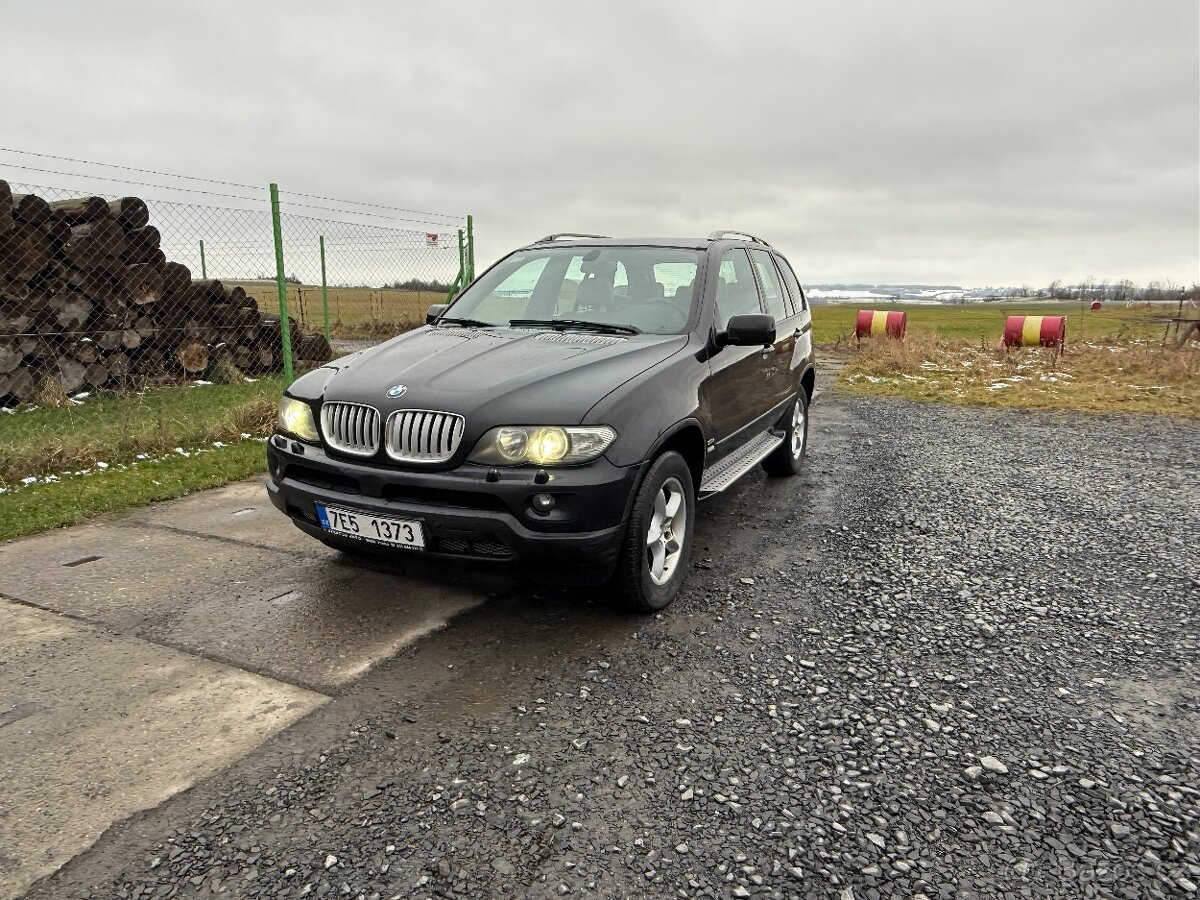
left=442, top=246, right=701, bottom=335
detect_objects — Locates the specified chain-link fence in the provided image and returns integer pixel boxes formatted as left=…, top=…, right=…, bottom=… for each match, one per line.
left=0, top=169, right=470, bottom=406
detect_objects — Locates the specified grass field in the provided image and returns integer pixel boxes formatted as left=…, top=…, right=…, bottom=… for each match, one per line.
left=0, top=379, right=283, bottom=540
left=832, top=303, right=1198, bottom=417
left=809, top=300, right=1179, bottom=346
left=230, top=282, right=439, bottom=338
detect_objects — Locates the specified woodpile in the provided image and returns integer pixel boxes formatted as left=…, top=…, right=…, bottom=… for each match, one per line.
left=0, top=180, right=331, bottom=404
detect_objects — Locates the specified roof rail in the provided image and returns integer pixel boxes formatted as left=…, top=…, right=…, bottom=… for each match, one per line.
left=707, top=230, right=772, bottom=247
left=533, top=232, right=611, bottom=243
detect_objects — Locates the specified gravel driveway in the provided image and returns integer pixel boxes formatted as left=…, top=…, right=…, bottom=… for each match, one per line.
left=29, top=396, right=1199, bottom=899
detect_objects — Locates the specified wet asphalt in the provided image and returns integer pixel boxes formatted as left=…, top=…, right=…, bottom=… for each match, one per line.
left=18, top=385, right=1200, bottom=899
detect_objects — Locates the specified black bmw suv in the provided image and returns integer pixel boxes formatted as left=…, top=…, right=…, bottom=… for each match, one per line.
left=268, top=231, right=815, bottom=611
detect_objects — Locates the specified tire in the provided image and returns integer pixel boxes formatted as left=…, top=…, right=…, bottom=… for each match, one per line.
left=762, top=390, right=809, bottom=477
left=613, top=450, right=695, bottom=613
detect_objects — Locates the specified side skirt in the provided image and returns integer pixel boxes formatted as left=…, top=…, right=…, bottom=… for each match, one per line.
left=698, top=430, right=784, bottom=498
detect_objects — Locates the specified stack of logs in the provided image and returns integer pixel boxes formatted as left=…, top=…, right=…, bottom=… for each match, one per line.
left=0, top=180, right=331, bottom=404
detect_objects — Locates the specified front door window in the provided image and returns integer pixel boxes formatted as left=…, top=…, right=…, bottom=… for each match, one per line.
left=714, top=249, right=762, bottom=331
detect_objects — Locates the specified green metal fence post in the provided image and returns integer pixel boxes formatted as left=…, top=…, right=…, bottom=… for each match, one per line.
left=199, top=239, right=207, bottom=278
left=457, top=228, right=466, bottom=285
left=466, top=215, right=475, bottom=282
left=319, top=235, right=330, bottom=343
left=269, top=183, right=294, bottom=384
left=445, top=229, right=465, bottom=303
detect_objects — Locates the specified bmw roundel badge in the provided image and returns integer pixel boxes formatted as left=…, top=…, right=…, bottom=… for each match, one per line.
left=387, top=384, right=408, bottom=398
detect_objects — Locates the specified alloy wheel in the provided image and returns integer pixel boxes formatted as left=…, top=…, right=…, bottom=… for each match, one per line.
left=646, top=476, right=687, bottom=586
left=791, top=400, right=807, bottom=457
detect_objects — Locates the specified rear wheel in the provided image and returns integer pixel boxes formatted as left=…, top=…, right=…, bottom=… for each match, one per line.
left=613, top=451, right=695, bottom=613
left=762, top=390, right=808, bottom=477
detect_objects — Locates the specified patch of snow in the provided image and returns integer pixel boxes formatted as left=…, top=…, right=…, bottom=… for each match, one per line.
left=16, top=473, right=62, bottom=486
left=806, top=289, right=895, bottom=301
left=850, top=374, right=894, bottom=384
left=2, top=437, right=263, bottom=495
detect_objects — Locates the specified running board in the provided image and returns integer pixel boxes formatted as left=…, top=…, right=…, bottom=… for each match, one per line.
left=698, top=430, right=784, bottom=497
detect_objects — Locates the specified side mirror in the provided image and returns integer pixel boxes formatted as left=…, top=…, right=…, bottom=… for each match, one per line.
left=722, top=313, right=776, bottom=347
left=426, top=304, right=449, bottom=325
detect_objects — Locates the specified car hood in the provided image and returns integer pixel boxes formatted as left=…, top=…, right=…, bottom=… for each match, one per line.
left=318, top=326, right=687, bottom=429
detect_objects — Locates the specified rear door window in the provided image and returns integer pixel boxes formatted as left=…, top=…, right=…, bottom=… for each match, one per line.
left=774, top=253, right=807, bottom=312
left=748, top=248, right=788, bottom=322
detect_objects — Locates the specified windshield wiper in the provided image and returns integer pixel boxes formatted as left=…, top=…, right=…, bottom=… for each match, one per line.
left=508, top=318, right=641, bottom=335
left=437, top=317, right=496, bottom=328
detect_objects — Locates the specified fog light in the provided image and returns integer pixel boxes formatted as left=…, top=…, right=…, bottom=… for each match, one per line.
left=530, top=493, right=556, bottom=515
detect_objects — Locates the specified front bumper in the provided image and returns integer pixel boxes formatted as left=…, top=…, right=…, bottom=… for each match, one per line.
left=265, top=436, right=640, bottom=574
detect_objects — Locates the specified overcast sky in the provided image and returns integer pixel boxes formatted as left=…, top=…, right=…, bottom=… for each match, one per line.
left=5, top=0, right=1198, bottom=287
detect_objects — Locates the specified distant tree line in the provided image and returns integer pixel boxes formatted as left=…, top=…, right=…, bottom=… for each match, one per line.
left=381, top=277, right=453, bottom=293
left=1000, top=279, right=1199, bottom=302
left=248, top=275, right=454, bottom=292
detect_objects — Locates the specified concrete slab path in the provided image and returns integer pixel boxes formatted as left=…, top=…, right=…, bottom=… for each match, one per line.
left=0, top=476, right=504, bottom=898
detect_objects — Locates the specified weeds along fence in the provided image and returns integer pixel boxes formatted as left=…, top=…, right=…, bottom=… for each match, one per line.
left=0, top=168, right=471, bottom=406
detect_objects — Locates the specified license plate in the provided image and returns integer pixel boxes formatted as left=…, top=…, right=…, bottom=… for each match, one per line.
left=315, top=504, right=425, bottom=550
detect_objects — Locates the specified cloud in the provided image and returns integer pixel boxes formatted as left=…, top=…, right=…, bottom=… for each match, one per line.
left=4, top=0, right=1197, bottom=286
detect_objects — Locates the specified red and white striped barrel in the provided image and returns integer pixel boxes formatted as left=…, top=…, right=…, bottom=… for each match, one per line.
left=854, top=309, right=907, bottom=340
left=1003, top=315, right=1066, bottom=349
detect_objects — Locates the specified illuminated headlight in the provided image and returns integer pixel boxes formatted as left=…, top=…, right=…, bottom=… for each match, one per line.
left=469, top=425, right=616, bottom=466
left=277, top=396, right=319, bottom=442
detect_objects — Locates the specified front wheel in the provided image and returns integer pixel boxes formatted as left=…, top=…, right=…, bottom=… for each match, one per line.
left=613, top=451, right=695, bottom=613
left=762, top=390, right=809, bottom=477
